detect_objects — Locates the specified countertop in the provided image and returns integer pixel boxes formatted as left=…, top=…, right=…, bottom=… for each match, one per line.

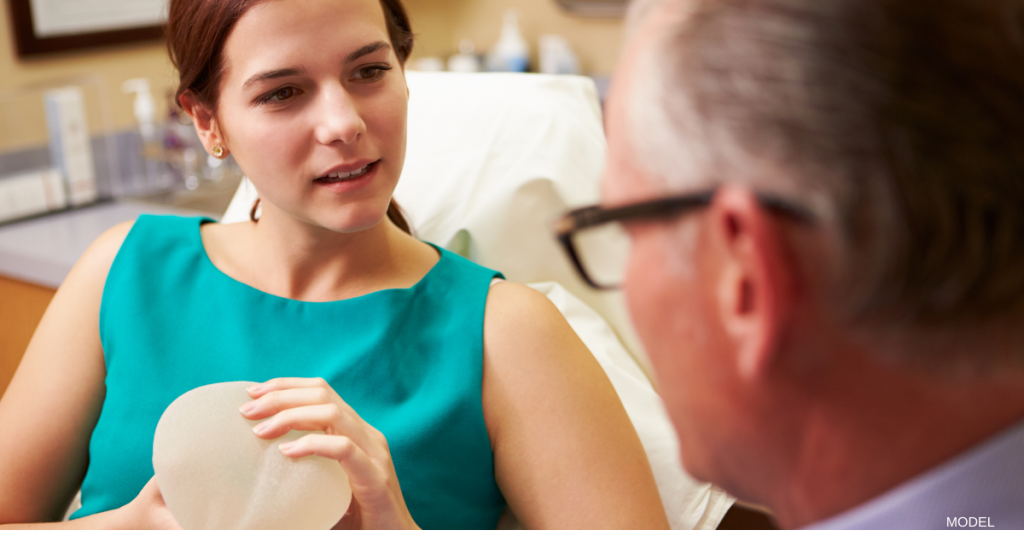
left=0, top=200, right=212, bottom=289
left=0, top=173, right=241, bottom=289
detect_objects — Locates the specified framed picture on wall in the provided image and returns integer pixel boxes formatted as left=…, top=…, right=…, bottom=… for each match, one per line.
left=6, top=0, right=166, bottom=57
left=554, top=0, right=628, bottom=17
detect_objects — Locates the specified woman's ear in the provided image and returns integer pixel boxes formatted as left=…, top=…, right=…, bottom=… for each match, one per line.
left=178, top=90, right=226, bottom=157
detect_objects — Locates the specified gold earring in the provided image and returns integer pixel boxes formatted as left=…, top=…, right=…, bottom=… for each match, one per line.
left=212, top=145, right=226, bottom=158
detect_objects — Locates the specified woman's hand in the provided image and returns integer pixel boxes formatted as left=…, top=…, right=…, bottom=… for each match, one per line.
left=0, top=477, right=180, bottom=529
left=116, top=476, right=181, bottom=529
left=240, top=378, right=419, bottom=530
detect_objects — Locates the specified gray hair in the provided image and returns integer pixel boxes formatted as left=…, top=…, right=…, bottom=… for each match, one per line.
left=624, top=0, right=1024, bottom=369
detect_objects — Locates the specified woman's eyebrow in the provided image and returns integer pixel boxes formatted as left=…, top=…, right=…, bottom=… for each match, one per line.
left=242, top=67, right=308, bottom=90
left=346, top=41, right=391, bottom=63
left=240, top=42, right=390, bottom=91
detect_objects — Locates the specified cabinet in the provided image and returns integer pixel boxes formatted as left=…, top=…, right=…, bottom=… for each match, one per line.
left=0, top=275, right=55, bottom=397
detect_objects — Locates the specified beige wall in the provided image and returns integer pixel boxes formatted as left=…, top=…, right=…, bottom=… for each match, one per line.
left=0, top=0, right=622, bottom=151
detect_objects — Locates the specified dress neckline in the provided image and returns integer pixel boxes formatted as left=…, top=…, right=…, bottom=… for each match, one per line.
left=192, top=217, right=446, bottom=305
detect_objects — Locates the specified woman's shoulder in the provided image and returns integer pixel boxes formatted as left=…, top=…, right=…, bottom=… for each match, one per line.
left=483, top=281, right=570, bottom=353
left=484, top=281, right=555, bottom=321
left=77, top=220, right=136, bottom=278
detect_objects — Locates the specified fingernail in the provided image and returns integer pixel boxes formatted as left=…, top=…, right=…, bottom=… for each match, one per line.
left=239, top=401, right=257, bottom=415
left=279, top=441, right=297, bottom=454
left=253, top=421, right=269, bottom=435
left=247, top=384, right=264, bottom=394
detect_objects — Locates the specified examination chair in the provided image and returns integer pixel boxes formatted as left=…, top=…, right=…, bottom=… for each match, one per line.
left=223, top=71, right=734, bottom=529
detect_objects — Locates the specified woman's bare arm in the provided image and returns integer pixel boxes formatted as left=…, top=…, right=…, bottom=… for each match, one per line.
left=0, top=222, right=131, bottom=526
left=482, top=282, right=669, bottom=529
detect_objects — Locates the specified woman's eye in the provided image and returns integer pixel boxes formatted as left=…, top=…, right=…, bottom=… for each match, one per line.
left=353, top=65, right=391, bottom=81
left=270, top=87, right=298, bottom=101
left=257, top=87, right=300, bottom=105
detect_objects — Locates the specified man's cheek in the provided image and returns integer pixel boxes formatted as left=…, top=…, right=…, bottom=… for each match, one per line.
left=624, top=239, right=671, bottom=346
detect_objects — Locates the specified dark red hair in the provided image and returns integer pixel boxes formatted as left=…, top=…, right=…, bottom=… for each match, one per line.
left=166, top=0, right=414, bottom=232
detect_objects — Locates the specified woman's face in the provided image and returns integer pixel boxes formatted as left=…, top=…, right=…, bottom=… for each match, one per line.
left=213, top=0, right=407, bottom=233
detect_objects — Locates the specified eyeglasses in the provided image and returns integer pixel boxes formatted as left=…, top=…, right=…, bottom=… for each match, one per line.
left=553, top=188, right=816, bottom=290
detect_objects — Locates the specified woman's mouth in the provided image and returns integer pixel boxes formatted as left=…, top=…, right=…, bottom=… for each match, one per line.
left=312, top=161, right=380, bottom=193
left=315, top=161, right=377, bottom=183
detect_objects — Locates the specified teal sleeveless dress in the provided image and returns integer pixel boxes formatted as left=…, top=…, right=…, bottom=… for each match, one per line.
left=70, top=215, right=508, bottom=529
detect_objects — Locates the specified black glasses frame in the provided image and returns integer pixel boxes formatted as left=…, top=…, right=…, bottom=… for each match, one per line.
left=554, top=188, right=816, bottom=290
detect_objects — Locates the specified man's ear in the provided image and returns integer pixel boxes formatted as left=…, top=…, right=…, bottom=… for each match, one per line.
left=178, top=91, right=225, bottom=156
left=708, top=184, right=796, bottom=382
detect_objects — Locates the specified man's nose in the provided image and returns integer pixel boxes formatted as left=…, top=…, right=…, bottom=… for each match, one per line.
left=313, top=85, right=365, bottom=146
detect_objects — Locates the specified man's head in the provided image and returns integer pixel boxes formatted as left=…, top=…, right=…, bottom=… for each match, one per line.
left=604, top=0, right=1024, bottom=523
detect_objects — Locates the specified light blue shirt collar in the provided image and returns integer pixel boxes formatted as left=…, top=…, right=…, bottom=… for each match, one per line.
left=807, top=419, right=1024, bottom=530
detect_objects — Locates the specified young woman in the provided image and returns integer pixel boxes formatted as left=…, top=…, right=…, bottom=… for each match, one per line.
left=0, top=0, right=668, bottom=529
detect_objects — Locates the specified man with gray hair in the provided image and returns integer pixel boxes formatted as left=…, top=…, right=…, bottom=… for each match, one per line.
left=556, top=0, right=1024, bottom=528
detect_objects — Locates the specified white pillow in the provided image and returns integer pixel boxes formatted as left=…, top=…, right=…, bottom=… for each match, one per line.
left=223, top=72, right=735, bottom=529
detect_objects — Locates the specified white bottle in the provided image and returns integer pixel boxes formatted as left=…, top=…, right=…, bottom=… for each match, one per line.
left=122, top=78, right=168, bottom=191
left=539, top=34, right=581, bottom=76
left=448, top=39, right=481, bottom=73
left=487, top=10, right=529, bottom=73
left=121, top=79, right=155, bottom=142
left=122, top=79, right=157, bottom=142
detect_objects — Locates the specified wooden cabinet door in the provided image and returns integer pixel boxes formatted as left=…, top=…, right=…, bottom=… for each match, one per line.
left=0, top=276, right=56, bottom=397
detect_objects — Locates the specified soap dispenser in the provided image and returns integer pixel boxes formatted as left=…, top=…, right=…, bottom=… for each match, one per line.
left=487, top=10, right=529, bottom=72
left=122, top=79, right=156, bottom=141
left=122, top=78, right=168, bottom=192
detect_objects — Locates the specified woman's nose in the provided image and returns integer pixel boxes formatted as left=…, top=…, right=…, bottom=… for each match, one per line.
left=313, top=86, right=365, bottom=146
